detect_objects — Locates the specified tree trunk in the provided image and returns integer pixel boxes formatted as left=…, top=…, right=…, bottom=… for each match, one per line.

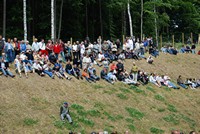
left=127, top=0, right=133, bottom=37
left=3, top=0, right=6, bottom=38
left=154, top=3, right=158, bottom=47
left=54, top=0, right=57, bottom=42
left=57, top=0, right=63, bottom=40
left=99, top=0, right=103, bottom=38
left=51, top=0, right=55, bottom=42
left=141, top=0, right=143, bottom=41
left=23, top=0, right=27, bottom=42
left=85, top=0, right=88, bottom=37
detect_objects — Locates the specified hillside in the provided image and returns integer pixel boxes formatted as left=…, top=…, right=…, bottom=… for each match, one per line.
left=0, top=52, right=200, bottom=134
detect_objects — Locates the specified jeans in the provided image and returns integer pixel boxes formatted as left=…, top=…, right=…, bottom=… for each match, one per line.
left=178, top=83, right=187, bottom=89
left=43, top=70, right=53, bottom=77
left=60, top=113, right=72, bottom=123
left=132, top=72, right=138, bottom=82
left=7, top=49, right=14, bottom=63
left=0, top=68, right=14, bottom=76
left=168, top=81, right=178, bottom=89
left=60, top=51, right=66, bottom=62
left=192, top=49, right=196, bottom=54
left=102, top=76, right=112, bottom=83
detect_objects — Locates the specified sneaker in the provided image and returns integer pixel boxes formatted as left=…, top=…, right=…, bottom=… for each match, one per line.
left=68, top=77, right=72, bottom=80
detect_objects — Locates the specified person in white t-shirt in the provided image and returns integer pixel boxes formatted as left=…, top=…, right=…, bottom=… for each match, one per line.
left=38, top=39, right=46, bottom=50
left=82, top=54, right=92, bottom=69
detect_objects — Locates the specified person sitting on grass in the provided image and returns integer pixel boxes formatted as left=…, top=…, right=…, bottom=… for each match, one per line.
left=147, top=56, right=153, bottom=64
left=0, top=57, right=15, bottom=77
left=88, top=65, right=100, bottom=81
left=100, top=67, right=113, bottom=84
left=163, top=75, right=180, bottom=89
left=53, top=60, right=63, bottom=78
left=43, top=62, right=55, bottom=79
left=73, top=64, right=83, bottom=80
left=15, top=55, right=28, bottom=78
left=149, top=73, right=161, bottom=87
left=82, top=68, right=96, bottom=83
left=33, top=59, right=44, bottom=76
left=107, top=70, right=117, bottom=83
left=60, top=102, right=73, bottom=124
left=186, top=78, right=197, bottom=89
left=137, top=70, right=149, bottom=85
left=177, top=75, right=188, bottom=89
left=59, top=64, right=72, bottom=80
left=123, top=72, right=138, bottom=85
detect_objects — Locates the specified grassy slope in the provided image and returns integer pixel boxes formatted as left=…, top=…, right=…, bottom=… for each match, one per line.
left=0, top=52, right=200, bottom=134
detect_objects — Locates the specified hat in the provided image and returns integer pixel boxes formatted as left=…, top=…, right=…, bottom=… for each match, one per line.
left=63, top=102, right=68, bottom=105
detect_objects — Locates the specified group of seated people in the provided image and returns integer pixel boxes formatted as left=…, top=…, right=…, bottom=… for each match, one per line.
left=177, top=75, right=200, bottom=89
left=161, top=43, right=197, bottom=55
left=0, top=37, right=199, bottom=90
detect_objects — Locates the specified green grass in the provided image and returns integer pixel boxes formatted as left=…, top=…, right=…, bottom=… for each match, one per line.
left=150, top=127, right=165, bottom=134
left=157, top=108, right=166, bottom=112
left=103, top=89, right=117, bottom=95
left=125, top=118, right=134, bottom=124
left=23, top=118, right=38, bottom=126
left=71, top=104, right=84, bottom=110
left=119, top=87, right=131, bottom=93
left=167, top=104, right=177, bottom=112
left=103, top=112, right=116, bottom=121
left=53, top=120, right=64, bottom=129
left=154, top=94, right=165, bottom=102
left=130, top=86, right=146, bottom=95
left=127, top=124, right=136, bottom=131
left=116, top=93, right=128, bottom=100
left=164, top=87, right=171, bottom=91
left=146, top=86, right=156, bottom=93
left=93, top=85, right=104, bottom=89
left=78, top=117, right=95, bottom=127
left=87, top=109, right=101, bottom=117
left=181, top=114, right=196, bottom=129
left=94, top=102, right=105, bottom=111
left=125, top=107, right=144, bottom=120
left=163, top=114, right=180, bottom=125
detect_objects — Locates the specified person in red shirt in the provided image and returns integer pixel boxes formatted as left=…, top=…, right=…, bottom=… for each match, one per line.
left=110, top=61, right=117, bottom=74
left=53, top=41, right=61, bottom=59
left=46, top=40, right=54, bottom=55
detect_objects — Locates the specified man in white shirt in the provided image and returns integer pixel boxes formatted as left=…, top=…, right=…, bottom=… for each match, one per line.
left=82, top=55, right=92, bottom=69
left=32, top=38, right=40, bottom=52
left=38, top=39, right=46, bottom=50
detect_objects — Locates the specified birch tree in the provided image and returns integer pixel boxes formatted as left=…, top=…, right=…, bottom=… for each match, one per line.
left=51, top=0, right=55, bottom=42
left=127, top=0, right=133, bottom=37
left=23, top=0, right=27, bottom=42
left=154, top=1, right=158, bottom=47
left=3, top=0, right=6, bottom=38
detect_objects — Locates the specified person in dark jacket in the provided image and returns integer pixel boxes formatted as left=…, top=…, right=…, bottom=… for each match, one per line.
left=60, top=102, right=73, bottom=124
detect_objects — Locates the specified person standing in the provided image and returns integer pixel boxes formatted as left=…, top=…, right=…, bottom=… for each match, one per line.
left=0, top=35, right=5, bottom=57
left=60, top=102, right=73, bottom=124
left=32, top=38, right=40, bottom=52
left=5, top=38, right=14, bottom=62
left=131, top=62, right=138, bottom=82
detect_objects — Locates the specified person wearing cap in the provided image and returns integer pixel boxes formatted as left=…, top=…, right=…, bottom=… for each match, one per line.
left=60, top=102, right=73, bottom=124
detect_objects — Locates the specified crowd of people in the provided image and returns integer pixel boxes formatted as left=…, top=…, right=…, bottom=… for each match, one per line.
left=0, top=34, right=199, bottom=89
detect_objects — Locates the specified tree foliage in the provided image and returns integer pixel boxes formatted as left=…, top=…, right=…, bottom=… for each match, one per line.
left=1, top=0, right=200, bottom=42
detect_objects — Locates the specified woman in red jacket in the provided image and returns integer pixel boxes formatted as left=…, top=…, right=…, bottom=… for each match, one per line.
left=53, top=42, right=61, bottom=59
